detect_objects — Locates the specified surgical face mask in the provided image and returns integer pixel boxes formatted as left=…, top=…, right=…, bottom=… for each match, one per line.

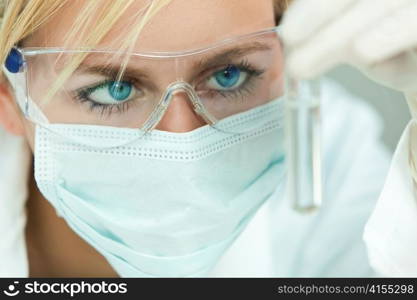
left=32, top=99, right=285, bottom=277
left=3, top=27, right=286, bottom=277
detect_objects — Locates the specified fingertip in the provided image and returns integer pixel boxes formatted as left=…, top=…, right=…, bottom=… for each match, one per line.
left=279, top=0, right=316, bottom=46
left=279, top=24, right=303, bottom=48
left=286, top=54, right=320, bottom=80
left=353, top=3, right=417, bottom=65
left=353, top=38, right=382, bottom=65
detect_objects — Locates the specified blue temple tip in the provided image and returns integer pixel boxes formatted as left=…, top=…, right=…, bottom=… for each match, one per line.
left=5, top=48, right=24, bottom=73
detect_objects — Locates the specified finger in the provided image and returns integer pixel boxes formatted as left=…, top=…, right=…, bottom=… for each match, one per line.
left=281, top=0, right=358, bottom=46
left=405, top=92, right=417, bottom=120
left=357, top=49, right=417, bottom=93
left=286, top=0, right=413, bottom=78
left=286, top=46, right=350, bottom=79
left=354, top=3, right=417, bottom=64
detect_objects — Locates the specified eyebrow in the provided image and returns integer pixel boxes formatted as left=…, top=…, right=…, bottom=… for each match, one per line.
left=75, top=64, right=151, bottom=82
left=193, top=42, right=273, bottom=70
left=73, top=42, right=273, bottom=80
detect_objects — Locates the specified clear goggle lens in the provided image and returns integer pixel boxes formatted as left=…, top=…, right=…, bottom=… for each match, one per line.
left=7, top=28, right=284, bottom=134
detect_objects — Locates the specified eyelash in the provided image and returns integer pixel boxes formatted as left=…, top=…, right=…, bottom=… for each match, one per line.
left=201, top=60, right=265, bottom=100
left=74, top=79, right=137, bottom=117
left=73, top=60, right=265, bottom=116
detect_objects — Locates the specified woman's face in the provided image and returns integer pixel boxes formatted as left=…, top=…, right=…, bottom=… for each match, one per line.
left=12, top=0, right=279, bottom=150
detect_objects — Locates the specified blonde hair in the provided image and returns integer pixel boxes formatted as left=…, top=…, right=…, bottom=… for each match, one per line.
left=0, top=0, right=291, bottom=102
left=274, top=0, right=292, bottom=24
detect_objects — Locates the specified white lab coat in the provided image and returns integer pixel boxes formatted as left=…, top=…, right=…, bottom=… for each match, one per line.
left=0, top=80, right=393, bottom=277
left=364, top=120, right=417, bottom=276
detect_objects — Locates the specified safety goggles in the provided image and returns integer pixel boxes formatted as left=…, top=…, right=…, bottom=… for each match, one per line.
left=4, top=26, right=284, bottom=134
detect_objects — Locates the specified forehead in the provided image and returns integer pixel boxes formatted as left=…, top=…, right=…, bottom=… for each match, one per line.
left=25, top=0, right=275, bottom=52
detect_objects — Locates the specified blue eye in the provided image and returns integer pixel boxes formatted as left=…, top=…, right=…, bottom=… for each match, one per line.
left=81, top=80, right=138, bottom=105
left=207, top=65, right=248, bottom=91
left=109, top=81, right=132, bottom=101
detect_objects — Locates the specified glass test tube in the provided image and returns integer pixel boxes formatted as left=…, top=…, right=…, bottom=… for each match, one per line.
left=285, top=76, right=323, bottom=213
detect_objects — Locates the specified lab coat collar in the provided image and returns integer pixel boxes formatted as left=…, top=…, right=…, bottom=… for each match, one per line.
left=0, top=128, right=30, bottom=277
left=364, top=120, right=417, bottom=276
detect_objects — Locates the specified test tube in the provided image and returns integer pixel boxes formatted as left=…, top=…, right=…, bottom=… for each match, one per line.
left=285, top=76, right=323, bottom=213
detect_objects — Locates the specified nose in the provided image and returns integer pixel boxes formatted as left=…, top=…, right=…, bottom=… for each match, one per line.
left=155, top=91, right=207, bottom=132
